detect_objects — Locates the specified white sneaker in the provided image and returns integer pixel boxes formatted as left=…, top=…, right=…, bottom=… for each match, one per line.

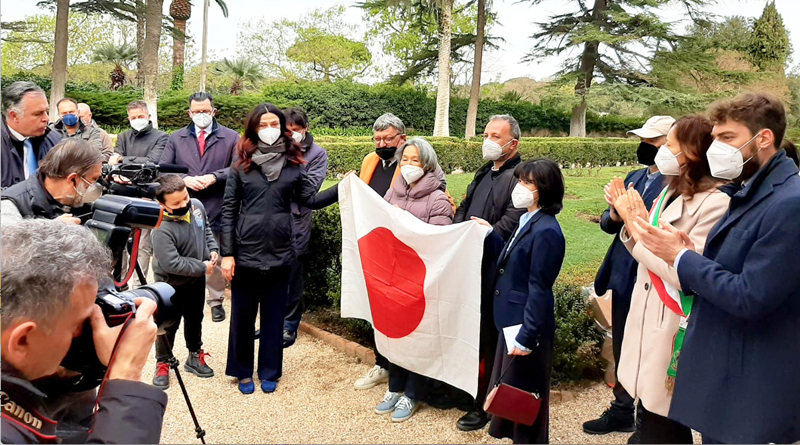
left=354, top=365, right=389, bottom=390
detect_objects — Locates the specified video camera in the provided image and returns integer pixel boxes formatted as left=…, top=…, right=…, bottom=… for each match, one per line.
left=98, top=162, right=189, bottom=199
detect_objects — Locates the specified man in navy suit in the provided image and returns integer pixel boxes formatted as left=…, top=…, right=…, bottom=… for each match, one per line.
left=583, top=116, right=674, bottom=441
left=637, top=93, right=800, bottom=444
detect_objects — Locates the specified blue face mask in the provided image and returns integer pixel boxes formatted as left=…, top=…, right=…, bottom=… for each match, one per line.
left=62, top=113, right=79, bottom=127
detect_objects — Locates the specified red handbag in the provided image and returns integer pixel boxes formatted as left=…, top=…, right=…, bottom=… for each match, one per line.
left=483, top=357, right=542, bottom=426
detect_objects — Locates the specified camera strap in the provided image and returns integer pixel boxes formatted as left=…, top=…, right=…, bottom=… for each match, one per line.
left=88, top=312, right=135, bottom=435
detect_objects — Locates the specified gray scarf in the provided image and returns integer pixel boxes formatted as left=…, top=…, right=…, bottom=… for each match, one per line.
left=252, top=141, right=287, bottom=182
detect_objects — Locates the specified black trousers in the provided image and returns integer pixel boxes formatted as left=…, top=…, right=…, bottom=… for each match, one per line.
left=283, top=255, right=306, bottom=333
left=155, top=277, right=206, bottom=362
left=610, top=288, right=636, bottom=415
left=388, top=363, right=430, bottom=400
left=638, top=403, right=693, bottom=444
left=226, top=266, right=290, bottom=381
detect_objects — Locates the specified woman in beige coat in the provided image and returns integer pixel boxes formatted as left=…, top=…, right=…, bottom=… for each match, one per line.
left=608, top=115, right=730, bottom=444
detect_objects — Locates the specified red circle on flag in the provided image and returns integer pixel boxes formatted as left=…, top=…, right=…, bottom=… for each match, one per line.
left=358, top=227, right=426, bottom=339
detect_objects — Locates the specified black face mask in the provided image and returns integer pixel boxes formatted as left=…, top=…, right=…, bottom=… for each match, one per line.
left=376, top=147, right=397, bottom=161
left=637, top=142, right=659, bottom=166
left=169, top=204, right=191, bottom=216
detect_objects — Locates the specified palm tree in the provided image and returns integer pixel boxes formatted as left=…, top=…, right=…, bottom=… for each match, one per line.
left=433, top=0, right=454, bottom=137
left=143, top=0, right=164, bottom=128
left=169, top=0, right=229, bottom=90
left=212, top=58, right=264, bottom=95
left=93, top=43, right=138, bottom=90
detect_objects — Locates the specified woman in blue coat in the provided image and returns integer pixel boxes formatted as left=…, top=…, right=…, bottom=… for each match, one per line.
left=474, top=158, right=566, bottom=444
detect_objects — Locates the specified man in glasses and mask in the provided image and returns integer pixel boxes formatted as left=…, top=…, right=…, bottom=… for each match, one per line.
left=583, top=114, right=673, bottom=441
left=1, top=139, right=104, bottom=225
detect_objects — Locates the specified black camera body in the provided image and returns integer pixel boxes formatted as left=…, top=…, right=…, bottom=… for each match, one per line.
left=61, top=279, right=174, bottom=388
left=99, top=162, right=188, bottom=199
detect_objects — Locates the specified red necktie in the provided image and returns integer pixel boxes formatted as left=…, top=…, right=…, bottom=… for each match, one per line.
left=198, top=131, right=206, bottom=157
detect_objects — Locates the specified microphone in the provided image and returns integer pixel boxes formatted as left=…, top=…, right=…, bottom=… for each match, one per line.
left=156, top=164, right=189, bottom=174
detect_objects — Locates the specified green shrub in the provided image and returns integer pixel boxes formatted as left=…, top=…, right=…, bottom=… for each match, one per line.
left=1, top=74, right=644, bottom=136
left=304, top=205, right=603, bottom=383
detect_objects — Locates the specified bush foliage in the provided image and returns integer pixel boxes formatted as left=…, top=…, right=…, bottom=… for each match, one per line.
left=2, top=74, right=644, bottom=136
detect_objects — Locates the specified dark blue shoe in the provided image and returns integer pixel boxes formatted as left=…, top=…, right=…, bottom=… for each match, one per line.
left=238, top=379, right=255, bottom=395
left=261, top=380, right=278, bottom=393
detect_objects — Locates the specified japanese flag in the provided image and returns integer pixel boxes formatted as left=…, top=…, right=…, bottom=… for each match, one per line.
left=338, top=175, right=490, bottom=397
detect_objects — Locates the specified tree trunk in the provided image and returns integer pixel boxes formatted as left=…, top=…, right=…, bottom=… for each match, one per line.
left=171, top=19, right=187, bottom=90
left=49, top=0, right=70, bottom=121
left=135, top=0, right=146, bottom=87
left=464, top=0, right=486, bottom=139
left=433, top=0, right=453, bottom=137
left=142, top=0, right=164, bottom=128
left=570, top=99, right=587, bottom=137
left=570, top=0, right=606, bottom=137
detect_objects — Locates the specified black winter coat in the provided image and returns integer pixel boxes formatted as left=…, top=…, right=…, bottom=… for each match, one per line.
left=220, top=155, right=338, bottom=270
left=453, top=154, right=525, bottom=241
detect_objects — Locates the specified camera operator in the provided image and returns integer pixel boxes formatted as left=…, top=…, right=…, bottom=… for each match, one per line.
left=0, top=219, right=167, bottom=444
left=0, top=139, right=103, bottom=226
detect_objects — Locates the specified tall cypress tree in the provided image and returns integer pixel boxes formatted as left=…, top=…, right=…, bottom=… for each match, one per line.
left=749, top=1, right=790, bottom=72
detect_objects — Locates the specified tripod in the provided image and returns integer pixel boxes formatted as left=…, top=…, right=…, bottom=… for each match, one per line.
left=157, top=335, right=207, bottom=444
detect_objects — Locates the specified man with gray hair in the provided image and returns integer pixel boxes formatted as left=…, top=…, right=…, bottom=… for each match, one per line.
left=1, top=81, right=62, bottom=188
left=77, top=102, right=114, bottom=161
left=359, top=112, right=407, bottom=197
left=1, top=139, right=104, bottom=225
left=0, top=219, right=167, bottom=444
left=450, top=113, right=526, bottom=432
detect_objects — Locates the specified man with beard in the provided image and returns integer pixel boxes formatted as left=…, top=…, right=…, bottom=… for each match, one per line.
left=636, top=93, right=800, bottom=444
left=582, top=115, right=673, bottom=443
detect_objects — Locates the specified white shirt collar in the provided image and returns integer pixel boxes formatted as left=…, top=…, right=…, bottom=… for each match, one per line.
left=7, top=125, right=27, bottom=142
left=195, top=125, right=210, bottom=137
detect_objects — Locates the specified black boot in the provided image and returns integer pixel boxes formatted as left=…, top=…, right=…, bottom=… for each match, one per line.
left=626, top=409, right=643, bottom=443
left=582, top=408, right=635, bottom=435
left=457, top=409, right=489, bottom=432
left=283, top=330, right=297, bottom=348
left=184, top=350, right=214, bottom=378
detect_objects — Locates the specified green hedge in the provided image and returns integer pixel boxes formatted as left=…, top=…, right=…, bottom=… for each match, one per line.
left=321, top=137, right=639, bottom=176
left=2, top=74, right=644, bottom=136
left=305, top=205, right=603, bottom=383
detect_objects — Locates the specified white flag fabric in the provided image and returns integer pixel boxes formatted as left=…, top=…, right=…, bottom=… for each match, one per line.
left=338, top=174, right=490, bottom=397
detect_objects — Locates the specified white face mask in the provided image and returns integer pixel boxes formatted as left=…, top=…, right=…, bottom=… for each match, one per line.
left=291, top=131, right=304, bottom=143
left=191, top=112, right=213, bottom=129
left=400, top=165, right=425, bottom=184
left=482, top=138, right=514, bottom=161
left=654, top=145, right=683, bottom=176
left=511, top=183, right=537, bottom=209
left=706, top=133, right=761, bottom=180
left=258, top=127, right=282, bottom=145
left=130, top=118, right=149, bottom=132
left=72, top=176, right=103, bottom=207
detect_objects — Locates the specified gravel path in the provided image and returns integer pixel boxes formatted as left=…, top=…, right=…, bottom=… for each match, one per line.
left=145, top=298, right=636, bottom=444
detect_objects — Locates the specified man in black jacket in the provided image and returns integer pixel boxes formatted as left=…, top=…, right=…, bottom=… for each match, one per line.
left=450, top=114, right=526, bottom=432
left=1, top=139, right=104, bottom=226
left=113, top=100, right=169, bottom=284
left=1, top=81, right=61, bottom=189
left=1, top=219, right=167, bottom=444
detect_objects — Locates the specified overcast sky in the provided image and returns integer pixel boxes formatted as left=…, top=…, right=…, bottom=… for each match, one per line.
left=3, top=0, right=799, bottom=83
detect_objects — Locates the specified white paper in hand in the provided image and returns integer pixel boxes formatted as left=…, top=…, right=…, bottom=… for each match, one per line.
left=503, top=324, right=523, bottom=353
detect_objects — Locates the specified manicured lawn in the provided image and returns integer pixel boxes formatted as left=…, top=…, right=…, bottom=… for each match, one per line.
left=322, top=166, right=638, bottom=285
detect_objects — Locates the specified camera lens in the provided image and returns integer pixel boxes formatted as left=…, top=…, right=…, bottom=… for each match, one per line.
left=118, top=282, right=175, bottom=333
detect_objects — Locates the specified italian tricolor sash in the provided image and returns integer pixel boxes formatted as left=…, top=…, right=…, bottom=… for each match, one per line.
left=645, top=187, right=693, bottom=391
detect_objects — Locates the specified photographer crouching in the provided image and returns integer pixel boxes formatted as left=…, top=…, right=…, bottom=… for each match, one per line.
left=0, top=139, right=103, bottom=225
left=0, top=219, right=167, bottom=444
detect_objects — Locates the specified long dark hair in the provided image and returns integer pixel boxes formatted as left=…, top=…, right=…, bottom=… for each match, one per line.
left=666, top=115, right=718, bottom=198
left=235, top=103, right=304, bottom=173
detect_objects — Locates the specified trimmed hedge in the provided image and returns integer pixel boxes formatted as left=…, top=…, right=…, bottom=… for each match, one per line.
left=2, top=74, right=644, bottom=136
left=320, top=137, right=639, bottom=176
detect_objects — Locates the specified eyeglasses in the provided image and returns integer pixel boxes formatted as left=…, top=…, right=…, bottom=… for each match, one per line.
left=372, top=134, right=402, bottom=144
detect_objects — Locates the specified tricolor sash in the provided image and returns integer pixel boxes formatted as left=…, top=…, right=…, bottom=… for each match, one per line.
left=644, top=186, right=693, bottom=392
